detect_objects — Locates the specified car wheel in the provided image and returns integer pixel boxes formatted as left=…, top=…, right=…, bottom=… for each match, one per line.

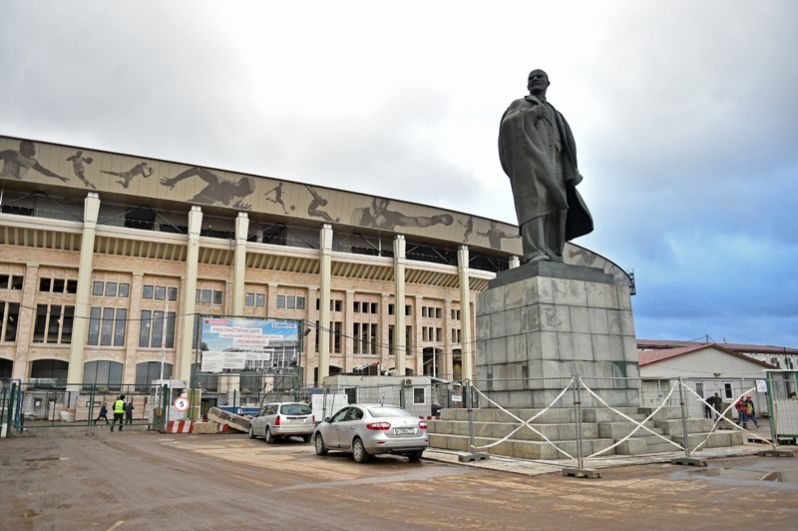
left=407, top=450, right=423, bottom=462
left=248, top=425, right=256, bottom=439
left=264, top=427, right=275, bottom=444
left=314, top=433, right=328, bottom=455
left=352, top=438, right=371, bottom=463
left=302, top=434, right=312, bottom=443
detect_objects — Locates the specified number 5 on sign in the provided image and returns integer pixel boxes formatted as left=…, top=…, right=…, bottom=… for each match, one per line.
left=174, top=396, right=190, bottom=412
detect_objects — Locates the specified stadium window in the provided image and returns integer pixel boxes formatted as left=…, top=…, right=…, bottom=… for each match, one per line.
left=10, top=276, right=23, bottom=290
left=88, top=307, right=126, bottom=347
left=276, top=295, right=286, bottom=309
left=118, top=283, right=129, bottom=297
left=31, top=304, right=73, bottom=345
left=213, top=290, right=223, bottom=305
left=143, top=285, right=154, bottom=299
left=154, top=286, right=166, bottom=300
left=0, top=303, right=20, bottom=342
left=354, top=302, right=360, bottom=313
left=93, top=281, right=104, bottom=296
left=287, top=296, right=296, bottom=310
left=82, top=360, right=123, bottom=391
left=201, top=289, right=212, bottom=304
left=139, top=310, right=175, bottom=348
left=0, top=275, right=7, bottom=288
left=388, top=304, right=394, bottom=315
left=371, top=303, right=377, bottom=314
left=105, top=282, right=117, bottom=297
left=405, top=305, right=411, bottom=316
left=245, top=293, right=255, bottom=307
left=52, top=278, right=65, bottom=293
left=297, top=296, right=305, bottom=310
left=135, top=361, right=173, bottom=390
left=167, top=286, right=178, bottom=301
left=39, top=278, right=52, bottom=292
left=66, top=279, right=78, bottom=294
left=256, top=293, right=265, bottom=307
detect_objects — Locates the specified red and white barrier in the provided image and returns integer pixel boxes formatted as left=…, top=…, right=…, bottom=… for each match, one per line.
left=166, top=420, right=194, bottom=433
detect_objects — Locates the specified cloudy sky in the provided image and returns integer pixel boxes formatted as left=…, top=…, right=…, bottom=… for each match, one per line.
left=1, top=1, right=796, bottom=347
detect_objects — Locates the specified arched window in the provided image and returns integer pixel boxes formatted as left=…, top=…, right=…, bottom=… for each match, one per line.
left=135, top=361, right=173, bottom=390
left=0, top=358, right=12, bottom=379
left=30, top=359, right=69, bottom=388
left=82, top=360, right=123, bottom=391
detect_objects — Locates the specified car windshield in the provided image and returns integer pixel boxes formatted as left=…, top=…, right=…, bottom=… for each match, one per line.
left=367, top=406, right=412, bottom=418
left=280, top=403, right=312, bottom=415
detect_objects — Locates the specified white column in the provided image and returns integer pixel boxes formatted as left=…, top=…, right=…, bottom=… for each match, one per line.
left=66, top=193, right=100, bottom=391
left=232, top=213, right=249, bottom=315
left=318, top=224, right=333, bottom=382
left=393, top=235, right=407, bottom=376
left=458, top=246, right=474, bottom=381
left=176, top=206, right=202, bottom=383
left=228, top=213, right=248, bottom=402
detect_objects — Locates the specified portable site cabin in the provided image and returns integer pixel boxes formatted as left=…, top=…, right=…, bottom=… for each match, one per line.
left=321, top=375, right=435, bottom=418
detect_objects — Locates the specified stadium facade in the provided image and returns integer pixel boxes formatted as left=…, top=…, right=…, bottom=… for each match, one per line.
left=0, top=134, right=631, bottom=398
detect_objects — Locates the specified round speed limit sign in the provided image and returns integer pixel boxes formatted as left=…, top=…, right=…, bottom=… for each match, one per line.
left=173, top=396, right=189, bottom=412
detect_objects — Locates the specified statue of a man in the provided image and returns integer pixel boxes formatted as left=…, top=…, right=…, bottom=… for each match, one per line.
left=499, top=69, right=593, bottom=263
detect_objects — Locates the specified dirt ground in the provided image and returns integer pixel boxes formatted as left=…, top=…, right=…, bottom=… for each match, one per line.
left=0, top=428, right=796, bottom=531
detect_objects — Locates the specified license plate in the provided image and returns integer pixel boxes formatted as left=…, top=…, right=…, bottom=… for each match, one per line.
left=395, top=428, right=415, bottom=435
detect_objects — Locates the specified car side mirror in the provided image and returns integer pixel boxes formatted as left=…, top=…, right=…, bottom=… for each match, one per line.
left=323, top=417, right=332, bottom=423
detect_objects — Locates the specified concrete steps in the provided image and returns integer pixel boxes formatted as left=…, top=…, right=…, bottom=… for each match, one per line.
left=430, top=406, right=745, bottom=459
left=429, top=433, right=616, bottom=460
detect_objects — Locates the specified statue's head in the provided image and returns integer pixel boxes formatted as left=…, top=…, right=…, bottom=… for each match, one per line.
left=527, top=69, right=550, bottom=97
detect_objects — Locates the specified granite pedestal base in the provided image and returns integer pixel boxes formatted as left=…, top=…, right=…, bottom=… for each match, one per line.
left=476, top=260, right=641, bottom=408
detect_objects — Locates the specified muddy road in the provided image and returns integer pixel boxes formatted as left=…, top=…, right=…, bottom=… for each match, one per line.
left=1, top=429, right=796, bottom=530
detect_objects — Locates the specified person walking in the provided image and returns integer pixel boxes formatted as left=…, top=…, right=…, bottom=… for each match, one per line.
left=125, top=398, right=135, bottom=425
left=744, top=396, right=759, bottom=428
left=707, top=393, right=723, bottom=420
left=735, top=399, right=749, bottom=428
left=110, top=395, right=127, bottom=432
left=93, top=401, right=109, bottom=425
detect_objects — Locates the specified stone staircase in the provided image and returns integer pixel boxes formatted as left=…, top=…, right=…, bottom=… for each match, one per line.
left=428, top=406, right=744, bottom=460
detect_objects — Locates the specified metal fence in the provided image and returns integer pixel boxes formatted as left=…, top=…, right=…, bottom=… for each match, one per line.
left=441, top=374, right=791, bottom=474
left=11, top=383, right=172, bottom=431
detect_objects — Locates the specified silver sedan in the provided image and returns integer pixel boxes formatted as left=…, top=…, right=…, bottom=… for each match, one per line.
left=312, top=404, right=429, bottom=463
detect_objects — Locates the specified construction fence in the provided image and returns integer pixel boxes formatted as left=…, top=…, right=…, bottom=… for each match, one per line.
left=433, top=373, right=797, bottom=472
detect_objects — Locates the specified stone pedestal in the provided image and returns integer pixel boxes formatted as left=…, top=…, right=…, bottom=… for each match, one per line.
left=475, top=261, right=640, bottom=408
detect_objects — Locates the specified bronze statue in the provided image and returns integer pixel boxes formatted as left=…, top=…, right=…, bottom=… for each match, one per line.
left=499, top=69, right=593, bottom=263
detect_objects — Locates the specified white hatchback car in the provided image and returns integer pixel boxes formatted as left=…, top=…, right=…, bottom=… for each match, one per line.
left=249, top=402, right=315, bottom=443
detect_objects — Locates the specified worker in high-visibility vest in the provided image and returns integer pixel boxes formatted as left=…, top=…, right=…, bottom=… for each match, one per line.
left=110, top=394, right=127, bottom=432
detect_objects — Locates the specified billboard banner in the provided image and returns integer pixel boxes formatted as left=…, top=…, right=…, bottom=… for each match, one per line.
left=198, top=317, right=300, bottom=374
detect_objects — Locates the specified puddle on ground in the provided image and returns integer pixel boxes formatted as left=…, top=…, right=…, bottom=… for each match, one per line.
left=699, top=467, right=798, bottom=483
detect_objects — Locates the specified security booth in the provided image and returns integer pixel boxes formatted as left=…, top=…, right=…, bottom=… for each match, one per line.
left=149, top=379, right=187, bottom=431
left=766, top=369, right=798, bottom=444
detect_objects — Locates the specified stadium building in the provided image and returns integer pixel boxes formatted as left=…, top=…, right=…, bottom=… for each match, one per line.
left=0, top=134, right=632, bottom=407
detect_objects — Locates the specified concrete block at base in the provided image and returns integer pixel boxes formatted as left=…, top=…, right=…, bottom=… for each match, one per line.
left=638, top=407, right=682, bottom=421
left=192, top=422, right=222, bottom=434
left=614, top=438, right=648, bottom=455
left=655, top=418, right=715, bottom=436
left=598, top=421, right=660, bottom=439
